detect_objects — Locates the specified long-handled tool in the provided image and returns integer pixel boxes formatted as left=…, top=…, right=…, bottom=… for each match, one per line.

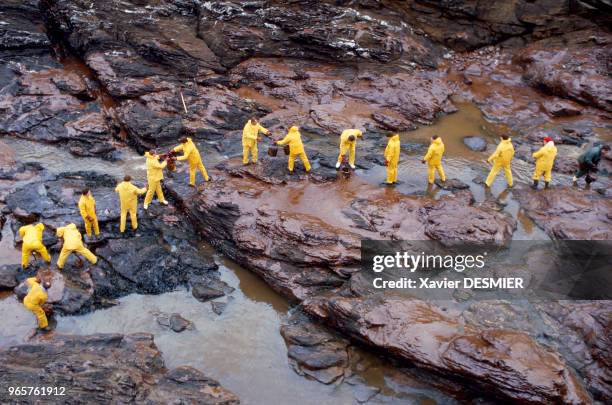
left=179, top=89, right=188, bottom=114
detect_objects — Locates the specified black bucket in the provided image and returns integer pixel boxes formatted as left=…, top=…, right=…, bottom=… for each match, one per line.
left=268, top=145, right=278, bottom=157
left=283, top=144, right=290, bottom=155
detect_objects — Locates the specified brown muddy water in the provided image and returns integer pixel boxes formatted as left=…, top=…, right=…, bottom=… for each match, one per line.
left=2, top=98, right=585, bottom=403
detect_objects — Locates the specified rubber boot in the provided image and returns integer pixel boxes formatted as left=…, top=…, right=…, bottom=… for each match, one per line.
left=531, top=180, right=538, bottom=189
left=544, top=181, right=550, bottom=189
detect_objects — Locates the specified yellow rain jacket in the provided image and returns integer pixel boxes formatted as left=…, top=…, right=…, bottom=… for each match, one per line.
left=384, top=134, right=400, bottom=184
left=488, top=138, right=515, bottom=166
left=173, top=138, right=209, bottom=184
left=277, top=126, right=311, bottom=172
left=242, top=121, right=269, bottom=142
left=277, top=126, right=305, bottom=155
left=19, top=223, right=50, bottom=268
left=337, top=129, right=363, bottom=166
left=56, top=223, right=97, bottom=268
left=78, top=193, right=99, bottom=237
left=115, top=181, right=146, bottom=233
left=115, top=181, right=147, bottom=209
left=532, top=141, right=557, bottom=182
left=423, top=137, right=445, bottom=166
left=145, top=152, right=167, bottom=182
left=23, top=277, right=48, bottom=328
left=486, top=138, right=515, bottom=187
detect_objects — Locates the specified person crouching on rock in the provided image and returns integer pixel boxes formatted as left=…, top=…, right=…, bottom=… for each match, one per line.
left=384, top=132, right=400, bottom=185
left=242, top=117, right=270, bottom=165
left=422, top=135, right=446, bottom=185
left=144, top=150, right=169, bottom=209
left=56, top=223, right=97, bottom=270
left=336, top=129, right=363, bottom=170
left=19, top=222, right=51, bottom=269
left=173, top=137, right=210, bottom=187
left=78, top=188, right=100, bottom=238
left=23, top=275, right=52, bottom=331
left=276, top=126, right=311, bottom=174
left=573, top=144, right=610, bottom=186
left=532, top=136, right=557, bottom=189
left=115, top=175, right=147, bottom=233
left=485, top=135, right=515, bottom=188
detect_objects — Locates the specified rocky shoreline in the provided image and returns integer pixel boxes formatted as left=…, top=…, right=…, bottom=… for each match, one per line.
left=1, top=0, right=610, bottom=403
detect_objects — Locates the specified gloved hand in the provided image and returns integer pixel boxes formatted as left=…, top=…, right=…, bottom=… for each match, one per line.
left=385, top=160, right=389, bottom=166
left=421, top=160, right=426, bottom=164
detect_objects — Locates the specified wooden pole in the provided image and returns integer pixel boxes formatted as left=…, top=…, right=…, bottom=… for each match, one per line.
left=179, top=90, right=188, bottom=114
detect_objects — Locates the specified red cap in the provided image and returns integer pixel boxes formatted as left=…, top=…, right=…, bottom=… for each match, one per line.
left=544, top=136, right=553, bottom=143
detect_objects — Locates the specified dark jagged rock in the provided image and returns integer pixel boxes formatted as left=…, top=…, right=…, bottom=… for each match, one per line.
left=0, top=265, right=18, bottom=289
left=4, top=171, right=219, bottom=315
left=281, top=311, right=350, bottom=385
left=388, top=0, right=608, bottom=51
left=462, top=136, right=487, bottom=152
left=514, top=186, right=612, bottom=240
left=0, top=333, right=239, bottom=404
left=517, top=31, right=612, bottom=112
left=197, top=1, right=444, bottom=68
left=156, top=312, right=193, bottom=333
left=303, top=296, right=592, bottom=404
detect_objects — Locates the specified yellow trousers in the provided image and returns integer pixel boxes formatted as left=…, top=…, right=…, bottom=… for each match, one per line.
left=144, top=180, right=165, bottom=205
left=243, top=139, right=258, bottom=164
left=189, top=162, right=209, bottom=185
left=337, top=144, right=356, bottom=166
left=57, top=245, right=97, bottom=269
left=288, top=152, right=311, bottom=172
left=486, top=163, right=513, bottom=187
left=24, top=301, right=47, bottom=328
left=386, top=162, right=398, bottom=183
left=532, top=167, right=552, bottom=183
left=83, top=216, right=100, bottom=237
left=120, top=204, right=138, bottom=233
left=21, top=242, right=51, bottom=268
left=427, top=164, right=446, bottom=184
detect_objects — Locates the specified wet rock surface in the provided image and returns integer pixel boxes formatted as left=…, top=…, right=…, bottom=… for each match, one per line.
left=303, top=295, right=592, bottom=404
left=0, top=1, right=610, bottom=403
left=0, top=333, right=239, bottom=404
left=3, top=170, right=220, bottom=315
left=515, top=186, right=612, bottom=240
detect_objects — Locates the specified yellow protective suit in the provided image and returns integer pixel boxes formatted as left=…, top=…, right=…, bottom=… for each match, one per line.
left=173, top=138, right=209, bottom=186
left=144, top=152, right=167, bottom=206
left=115, top=181, right=147, bottom=232
left=336, top=129, right=363, bottom=166
left=19, top=223, right=51, bottom=268
left=56, top=223, right=97, bottom=269
left=277, top=126, right=311, bottom=172
left=23, top=277, right=48, bottom=328
left=532, top=141, right=557, bottom=183
left=242, top=121, right=269, bottom=164
left=78, top=193, right=99, bottom=237
left=485, top=138, right=515, bottom=187
left=384, top=134, right=401, bottom=184
left=423, top=137, right=446, bottom=184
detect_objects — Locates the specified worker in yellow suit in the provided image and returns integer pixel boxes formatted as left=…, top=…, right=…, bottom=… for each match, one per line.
left=336, top=129, right=363, bottom=169
left=384, top=133, right=401, bottom=185
left=78, top=188, right=99, bottom=237
left=115, top=175, right=147, bottom=233
left=23, top=276, right=50, bottom=330
left=422, top=135, right=446, bottom=184
left=485, top=135, right=515, bottom=188
left=276, top=126, right=311, bottom=173
left=144, top=151, right=168, bottom=209
left=242, top=118, right=270, bottom=165
left=532, top=136, right=557, bottom=189
left=56, top=223, right=97, bottom=269
left=173, top=137, right=210, bottom=187
left=19, top=223, right=51, bottom=269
